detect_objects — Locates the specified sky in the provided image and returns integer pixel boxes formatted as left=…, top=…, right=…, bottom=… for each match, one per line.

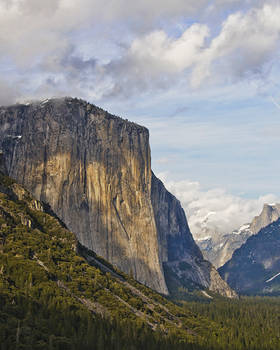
left=1, top=0, right=280, bottom=236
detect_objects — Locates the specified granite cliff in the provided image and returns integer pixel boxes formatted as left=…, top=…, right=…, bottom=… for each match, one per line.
left=250, top=203, right=280, bottom=235
left=0, top=97, right=235, bottom=297
left=151, top=174, right=236, bottom=297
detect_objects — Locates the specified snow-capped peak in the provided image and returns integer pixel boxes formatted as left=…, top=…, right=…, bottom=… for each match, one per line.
left=232, top=223, right=251, bottom=235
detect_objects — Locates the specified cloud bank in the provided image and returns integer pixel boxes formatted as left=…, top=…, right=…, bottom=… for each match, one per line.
left=158, top=172, right=280, bottom=237
left=0, top=1, right=280, bottom=103
left=105, top=3, right=280, bottom=96
left=1, top=1, right=280, bottom=235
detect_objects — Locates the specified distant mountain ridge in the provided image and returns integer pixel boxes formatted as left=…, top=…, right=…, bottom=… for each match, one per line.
left=219, top=217, right=280, bottom=295
left=197, top=203, right=280, bottom=268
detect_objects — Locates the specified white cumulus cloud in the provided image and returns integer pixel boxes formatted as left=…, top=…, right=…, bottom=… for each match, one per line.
left=0, top=1, right=280, bottom=102
left=158, top=172, right=280, bottom=237
left=103, top=3, right=280, bottom=96
left=191, top=3, right=280, bottom=87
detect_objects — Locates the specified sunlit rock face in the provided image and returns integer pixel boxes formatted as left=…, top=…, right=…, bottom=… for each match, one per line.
left=250, top=203, right=280, bottom=235
left=0, top=97, right=235, bottom=297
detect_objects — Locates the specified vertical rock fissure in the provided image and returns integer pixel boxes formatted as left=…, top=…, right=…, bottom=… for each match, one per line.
left=112, top=197, right=131, bottom=241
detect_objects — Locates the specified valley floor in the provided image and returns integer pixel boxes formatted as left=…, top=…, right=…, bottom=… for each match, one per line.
left=185, top=296, right=280, bottom=350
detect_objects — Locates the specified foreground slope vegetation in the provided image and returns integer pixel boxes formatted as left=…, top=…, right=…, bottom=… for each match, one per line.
left=186, top=297, right=280, bottom=350
left=0, top=171, right=217, bottom=350
left=1, top=170, right=280, bottom=350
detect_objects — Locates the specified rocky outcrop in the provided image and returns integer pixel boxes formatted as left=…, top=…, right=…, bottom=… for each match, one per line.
left=219, top=218, right=280, bottom=295
left=0, top=97, right=234, bottom=297
left=209, top=266, right=237, bottom=298
left=250, top=203, right=280, bottom=234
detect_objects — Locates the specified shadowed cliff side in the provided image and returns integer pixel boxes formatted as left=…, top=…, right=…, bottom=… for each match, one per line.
left=0, top=151, right=7, bottom=175
left=0, top=97, right=235, bottom=297
left=151, top=173, right=237, bottom=298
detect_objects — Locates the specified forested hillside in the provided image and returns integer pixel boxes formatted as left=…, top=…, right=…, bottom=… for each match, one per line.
left=186, top=297, right=280, bottom=350
left=1, top=169, right=280, bottom=350
left=0, top=170, right=217, bottom=350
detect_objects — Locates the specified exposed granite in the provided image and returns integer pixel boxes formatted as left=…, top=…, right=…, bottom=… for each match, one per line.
left=0, top=97, right=235, bottom=297
left=250, top=203, right=280, bottom=234
left=151, top=173, right=236, bottom=297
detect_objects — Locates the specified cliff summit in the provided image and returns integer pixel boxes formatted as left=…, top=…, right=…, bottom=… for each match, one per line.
left=0, top=97, right=235, bottom=297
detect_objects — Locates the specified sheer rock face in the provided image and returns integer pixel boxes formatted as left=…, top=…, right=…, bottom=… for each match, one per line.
left=151, top=173, right=202, bottom=264
left=250, top=204, right=280, bottom=235
left=152, top=174, right=204, bottom=282
left=0, top=97, right=234, bottom=296
left=151, top=174, right=237, bottom=298
left=0, top=98, right=167, bottom=294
